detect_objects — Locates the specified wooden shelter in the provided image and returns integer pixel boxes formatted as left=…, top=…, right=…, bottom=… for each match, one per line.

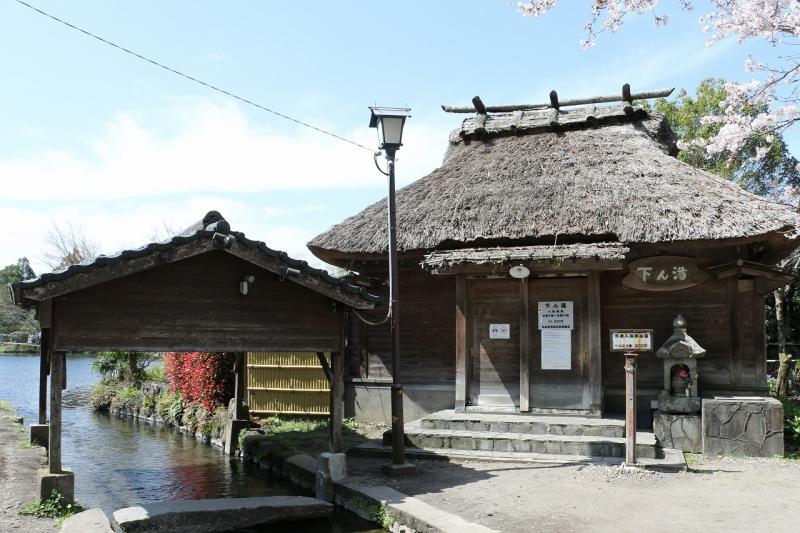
left=309, top=93, right=800, bottom=422
left=11, top=211, right=379, bottom=491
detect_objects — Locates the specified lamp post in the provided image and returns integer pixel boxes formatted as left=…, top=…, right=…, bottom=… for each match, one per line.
left=369, top=106, right=414, bottom=473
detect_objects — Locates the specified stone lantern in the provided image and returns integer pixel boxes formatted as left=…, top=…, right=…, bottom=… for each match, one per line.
left=653, top=315, right=706, bottom=452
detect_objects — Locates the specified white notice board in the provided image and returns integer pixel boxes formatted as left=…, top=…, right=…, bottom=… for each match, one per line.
left=489, top=324, right=510, bottom=339
left=538, top=301, right=574, bottom=329
left=541, top=329, right=572, bottom=370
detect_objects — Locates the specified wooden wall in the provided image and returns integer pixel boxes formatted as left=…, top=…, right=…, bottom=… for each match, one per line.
left=352, top=266, right=456, bottom=384
left=52, top=251, right=342, bottom=352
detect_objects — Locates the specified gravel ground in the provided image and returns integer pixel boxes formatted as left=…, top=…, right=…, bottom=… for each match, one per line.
left=348, top=455, right=800, bottom=533
left=0, top=412, right=55, bottom=532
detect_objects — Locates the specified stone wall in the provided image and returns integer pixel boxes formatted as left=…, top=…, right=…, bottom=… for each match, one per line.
left=701, top=397, right=783, bottom=457
left=653, top=412, right=701, bottom=453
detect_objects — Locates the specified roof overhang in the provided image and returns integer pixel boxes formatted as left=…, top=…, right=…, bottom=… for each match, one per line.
left=422, top=243, right=629, bottom=275
left=708, top=259, right=796, bottom=292
left=11, top=212, right=380, bottom=310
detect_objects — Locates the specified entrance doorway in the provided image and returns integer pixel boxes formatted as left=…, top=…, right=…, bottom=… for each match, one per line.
left=528, top=277, right=590, bottom=411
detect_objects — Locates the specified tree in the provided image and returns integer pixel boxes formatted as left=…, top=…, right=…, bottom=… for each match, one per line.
left=92, top=351, right=157, bottom=386
left=0, top=258, right=38, bottom=336
left=649, top=78, right=800, bottom=201
left=42, top=223, right=99, bottom=271
left=0, top=257, right=37, bottom=286
left=517, top=1, right=800, bottom=165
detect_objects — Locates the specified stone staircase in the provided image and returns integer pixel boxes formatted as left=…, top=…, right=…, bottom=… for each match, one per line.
left=353, top=410, right=686, bottom=470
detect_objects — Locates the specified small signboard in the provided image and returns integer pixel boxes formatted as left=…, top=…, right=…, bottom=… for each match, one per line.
left=489, top=324, right=511, bottom=339
left=622, top=256, right=709, bottom=292
left=610, top=329, right=653, bottom=352
left=541, top=329, right=572, bottom=370
left=538, top=301, right=574, bottom=329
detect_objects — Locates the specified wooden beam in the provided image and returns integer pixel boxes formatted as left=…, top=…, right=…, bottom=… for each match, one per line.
left=234, top=352, right=246, bottom=420
left=519, top=278, right=530, bottom=412
left=38, top=329, right=50, bottom=425
left=587, top=271, right=603, bottom=416
left=49, top=351, right=65, bottom=473
left=317, top=352, right=333, bottom=383
left=455, top=275, right=468, bottom=412
left=441, top=87, right=674, bottom=113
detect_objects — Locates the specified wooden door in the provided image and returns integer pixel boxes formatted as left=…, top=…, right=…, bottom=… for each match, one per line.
left=469, top=279, right=520, bottom=407
left=528, top=277, right=590, bottom=410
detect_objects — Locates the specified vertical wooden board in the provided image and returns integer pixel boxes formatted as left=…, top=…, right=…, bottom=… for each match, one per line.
left=49, top=350, right=65, bottom=473
left=528, top=277, right=588, bottom=410
left=519, top=279, right=530, bottom=412
left=587, top=272, right=603, bottom=415
left=470, top=279, right=520, bottom=407
left=455, top=275, right=468, bottom=411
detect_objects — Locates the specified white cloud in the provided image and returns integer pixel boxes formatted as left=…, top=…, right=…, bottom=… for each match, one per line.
left=0, top=99, right=450, bottom=202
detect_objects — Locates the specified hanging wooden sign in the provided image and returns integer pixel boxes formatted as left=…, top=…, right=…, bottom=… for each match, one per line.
left=622, top=256, right=709, bottom=291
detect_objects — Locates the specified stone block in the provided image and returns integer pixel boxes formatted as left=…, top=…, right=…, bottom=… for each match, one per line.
left=112, top=496, right=332, bottom=533
left=318, top=452, right=347, bottom=482
left=61, top=508, right=113, bottom=533
left=653, top=411, right=701, bottom=452
left=223, top=419, right=250, bottom=456
left=658, top=393, right=702, bottom=414
left=30, top=424, right=48, bottom=449
left=702, top=397, right=784, bottom=457
left=38, top=468, right=74, bottom=503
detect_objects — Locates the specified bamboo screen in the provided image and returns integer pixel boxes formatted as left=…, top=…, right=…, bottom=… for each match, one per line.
left=246, top=352, right=330, bottom=415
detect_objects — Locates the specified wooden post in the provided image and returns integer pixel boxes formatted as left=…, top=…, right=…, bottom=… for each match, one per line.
left=234, top=352, right=246, bottom=420
left=624, top=352, right=638, bottom=466
left=38, top=329, right=50, bottom=425
left=455, top=275, right=468, bottom=412
left=49, top=351, right=65, bottom=474
left=329, top=312, right=346, bottom=453
left=587, top=272, right=603, bottom=415
left=519, top=278, right=530, bottom=412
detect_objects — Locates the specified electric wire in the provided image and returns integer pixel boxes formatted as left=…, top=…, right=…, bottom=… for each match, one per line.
left=13, top=0, right=373, bottom=152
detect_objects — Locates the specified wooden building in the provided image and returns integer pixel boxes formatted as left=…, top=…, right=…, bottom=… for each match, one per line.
left=11, top=211, right=379, bottom=491
left=308, top=98, right=800, bottom=423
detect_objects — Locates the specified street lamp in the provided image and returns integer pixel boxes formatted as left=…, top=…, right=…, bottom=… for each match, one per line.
left=369, top=106, right=414, bottom=474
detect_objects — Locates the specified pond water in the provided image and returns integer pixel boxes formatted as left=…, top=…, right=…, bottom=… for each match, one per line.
left=0, top=353, right=379, bottom=532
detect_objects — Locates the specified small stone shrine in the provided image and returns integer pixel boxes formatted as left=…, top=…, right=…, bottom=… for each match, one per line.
left=653, top=315, right=706, bottom=452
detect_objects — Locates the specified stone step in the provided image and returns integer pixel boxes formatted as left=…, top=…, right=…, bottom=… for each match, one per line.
left=351, top=441, right=686, bottom=472
left=387, top=427, right=657, bottom=459
left=415, top=410, right=625, bottom=438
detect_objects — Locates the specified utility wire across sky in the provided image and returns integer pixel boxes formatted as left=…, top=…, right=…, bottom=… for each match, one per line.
left=13, top=0, right=374, bottom=152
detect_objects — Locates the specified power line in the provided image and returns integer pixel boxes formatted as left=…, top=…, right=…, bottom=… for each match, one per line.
left=13, top=0, right=373, bottom=152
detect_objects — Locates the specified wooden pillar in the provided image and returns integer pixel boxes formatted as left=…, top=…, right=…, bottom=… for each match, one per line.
left=49, top=350, right=65, bottom=474
left=587, top=271, right=603, bottom=415
left=455, top=275, right=469, bottom=412
left=330, top=311, right=347, bottom=453
left=234, top=352, right=246, bottom=420
left=38, top=329, right=50, bottom=425
left=519, top=278, right=530, bottom=412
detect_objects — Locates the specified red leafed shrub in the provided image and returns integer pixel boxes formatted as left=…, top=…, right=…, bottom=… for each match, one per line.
left=163, top=352, right=235, bottom=410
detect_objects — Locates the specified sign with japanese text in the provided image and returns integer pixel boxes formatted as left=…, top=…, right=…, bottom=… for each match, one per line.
left=610, top=329, right=653, bottom=352
left=538, top=301, right=574, bottom=329
left=489, top=324, right=511, bottom=339
left=541, top=329, right=572, bottom=369
left=622, top=256, right=709, bottom=292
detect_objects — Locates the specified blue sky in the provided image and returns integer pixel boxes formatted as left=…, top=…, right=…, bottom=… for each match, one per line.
left=1, top=1, right=793, bottom=274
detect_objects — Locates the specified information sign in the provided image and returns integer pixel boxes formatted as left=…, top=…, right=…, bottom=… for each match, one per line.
left=610, top=329, right=653, bottom=352
left=538, top=301, right=574, bottom=329
left=489, top=324, right=511, bottom=339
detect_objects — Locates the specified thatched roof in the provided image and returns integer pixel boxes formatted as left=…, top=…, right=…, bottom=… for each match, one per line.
left=308, top=105, right=800, bottom=264
left=423, top=243, right=629, bottom=272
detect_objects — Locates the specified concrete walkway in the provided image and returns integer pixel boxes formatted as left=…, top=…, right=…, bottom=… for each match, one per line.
left=347, top=455, right=800, bottom=532
left=0, top=409, right=53, bottom=532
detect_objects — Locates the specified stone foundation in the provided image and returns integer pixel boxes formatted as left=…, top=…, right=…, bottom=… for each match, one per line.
left=39, top=468, right=74, bottom=502
left=653, top=412, right=701, bottom=452
left=702, top=397, right=784, bottom=457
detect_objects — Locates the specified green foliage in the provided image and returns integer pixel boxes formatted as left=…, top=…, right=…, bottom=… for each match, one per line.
left=19, top=490, right=84, bottom=524
left=647, top=78, right=800, bottom=197
left=0, top=399, right=13, bottom=412
left=92, top=351, right=157, bottom=386
left=370, top=506, right=395, bottom=530
left=110, top=386, right=142, bottom=413
left=0, top=258, right=36, bottom=286
left=89, top=382, right=116, bottom=410
left=18, top=440, right=34, bottom=449
left=144, top=364, right=165, bottom=382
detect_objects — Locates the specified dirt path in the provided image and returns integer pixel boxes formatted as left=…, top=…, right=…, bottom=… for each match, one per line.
left=349, top=456, right=800, bottom=532
left=0, top=408, right=56, bottom=532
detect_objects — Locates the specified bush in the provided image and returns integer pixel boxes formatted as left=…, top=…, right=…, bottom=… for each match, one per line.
left=19, top=490, right=84, bottom=526
left=89, top=382, right=116, bottom=411
left=110, top=387, right=142, bottom=414
left=163, top=352, right=234, bottom=411
left=92, top=351, right=158, bottom=386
